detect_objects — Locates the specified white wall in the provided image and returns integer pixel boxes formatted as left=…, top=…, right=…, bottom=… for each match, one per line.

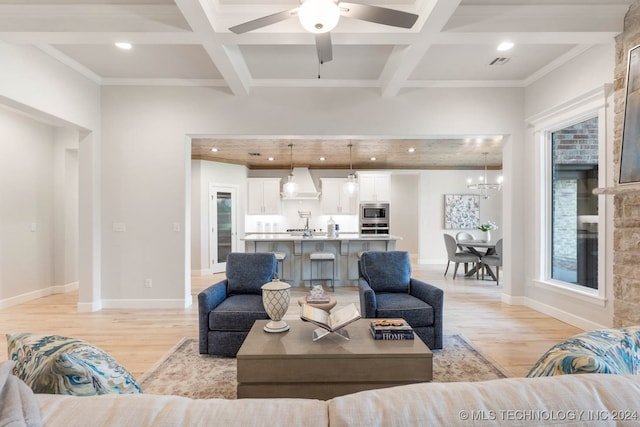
left=98, top=85, right=523, bottom=306
left=523, top=44, right=616, bottom=329
left=0, top=107, right=54, bottom=304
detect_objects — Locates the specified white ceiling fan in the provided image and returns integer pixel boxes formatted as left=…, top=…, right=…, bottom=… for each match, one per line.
left=229, top=0, right=419, bottom=65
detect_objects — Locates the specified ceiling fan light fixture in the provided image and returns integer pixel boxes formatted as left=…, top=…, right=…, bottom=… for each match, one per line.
left=298, top=0, right=340, bottom=34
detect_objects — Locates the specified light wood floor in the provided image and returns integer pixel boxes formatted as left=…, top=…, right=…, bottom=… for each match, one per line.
left=0, top=263, right=581, bottom=379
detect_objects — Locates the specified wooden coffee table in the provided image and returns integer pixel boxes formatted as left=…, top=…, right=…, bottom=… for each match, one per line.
left=236, top=319, right=433, bottom=400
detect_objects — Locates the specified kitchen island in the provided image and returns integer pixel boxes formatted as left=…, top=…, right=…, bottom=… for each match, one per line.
left=242, top=233, right=401, bottom=287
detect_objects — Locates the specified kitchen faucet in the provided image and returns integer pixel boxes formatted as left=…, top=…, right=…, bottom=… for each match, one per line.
left=298, top=210, right=312, bottom=237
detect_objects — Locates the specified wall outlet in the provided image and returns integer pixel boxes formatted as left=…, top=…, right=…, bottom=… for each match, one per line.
left=113, top=222, right=126, bottom=232
left=144, top=278, right=152, bottom=288
left=173, top=222, right=181, bottom=232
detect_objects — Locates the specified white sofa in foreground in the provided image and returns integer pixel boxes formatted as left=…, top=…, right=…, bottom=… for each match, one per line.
left=33, top=374, right=640, bottom=427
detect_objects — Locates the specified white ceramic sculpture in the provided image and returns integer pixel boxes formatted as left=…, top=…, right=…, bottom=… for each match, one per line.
left=261, top=278, right=291, bottom=333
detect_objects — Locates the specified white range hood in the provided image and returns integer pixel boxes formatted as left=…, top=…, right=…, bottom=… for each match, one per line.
left=281, top=167, right=321, bottom=200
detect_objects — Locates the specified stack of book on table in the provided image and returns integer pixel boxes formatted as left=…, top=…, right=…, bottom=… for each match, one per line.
left=369, top=319, right=414, bottom=340
left=305, top=294, right=330, bottom=304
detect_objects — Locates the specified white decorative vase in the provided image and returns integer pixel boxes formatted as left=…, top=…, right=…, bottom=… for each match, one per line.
left=485, top=230, right=491, bottom=242
left=261, top=278, right=291, bottom=333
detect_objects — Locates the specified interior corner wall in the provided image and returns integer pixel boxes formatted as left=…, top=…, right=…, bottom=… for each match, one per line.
left=190, top=159, right=202, bottom=274
left=390, top=174, right=420, bottom=255
left=0, top=107, right=55, bottom=303
left=0, top=44, right=101, bottom=311
left=53, top=127, right=79, bottom=290
left=523, top=44, right=616, bottom=329
left=191, top=159, right=249, bottom=274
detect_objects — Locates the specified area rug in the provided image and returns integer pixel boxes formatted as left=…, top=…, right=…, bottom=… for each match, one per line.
left=138, top=335, right=508, bottom=399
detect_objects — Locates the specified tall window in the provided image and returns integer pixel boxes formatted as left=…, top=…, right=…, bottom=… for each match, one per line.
left=550, top=117, right=599, bottom=289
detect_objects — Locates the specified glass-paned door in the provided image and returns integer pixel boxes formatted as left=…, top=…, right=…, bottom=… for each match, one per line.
left=209, top=186, right=237, bottom=273
left=550, top=117, right=599, bottom=289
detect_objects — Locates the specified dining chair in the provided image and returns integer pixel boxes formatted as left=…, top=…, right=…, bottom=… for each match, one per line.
left=455, top=231, right=475, bottom=273
left=443, top=234, right=480, bottom=279
left=481, top=238, right=503, bottom=284
left=455, top=231, right=474, bottom=243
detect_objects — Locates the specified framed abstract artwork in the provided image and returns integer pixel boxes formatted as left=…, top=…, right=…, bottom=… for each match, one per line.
left=444, top=194, right=480, bottom=229
left=620, top=44, right=640, bottom=184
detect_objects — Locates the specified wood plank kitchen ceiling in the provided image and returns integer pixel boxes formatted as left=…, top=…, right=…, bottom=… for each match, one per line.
left=191, top=138, right=503, bottom=170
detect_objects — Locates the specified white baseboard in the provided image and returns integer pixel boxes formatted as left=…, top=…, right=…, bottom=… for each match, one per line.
left=501, top=294, right=526, bottom=305
left=0, top=288, right=51, bottom=309
left=53, top=281, right=78, bottom=293
left=77, top=300, right=102, bottom=312
left=101, top=298, right=190, bottom=309
left=0, top=282, right=78, bottom=309
left=523, top=296, right=607, bottom=331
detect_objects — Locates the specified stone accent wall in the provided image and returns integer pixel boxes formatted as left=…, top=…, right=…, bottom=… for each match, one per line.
left=613, top=1, right=640, bottom=326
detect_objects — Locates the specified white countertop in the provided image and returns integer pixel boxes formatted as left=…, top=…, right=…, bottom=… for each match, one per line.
left=242, top=232, right=402, bottom=241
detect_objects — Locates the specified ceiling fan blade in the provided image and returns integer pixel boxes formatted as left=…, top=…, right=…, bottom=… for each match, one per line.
left=229, top=8, right=298, bottom=34
left=339, top=2, right=418, bottom=29
left=315, top=32, right=333, bottom=64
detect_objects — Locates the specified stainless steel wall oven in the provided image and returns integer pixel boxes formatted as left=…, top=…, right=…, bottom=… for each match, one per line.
left=360, top=203, right=390, bottom=236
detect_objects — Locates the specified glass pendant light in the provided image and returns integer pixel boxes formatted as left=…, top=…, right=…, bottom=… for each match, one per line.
left=343, top=143, right=358, bottom=197
left=283, top=144, right=299, bottom=197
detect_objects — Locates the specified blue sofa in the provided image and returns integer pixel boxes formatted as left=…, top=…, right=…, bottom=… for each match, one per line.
left=198, top=253, right=277, bottom=357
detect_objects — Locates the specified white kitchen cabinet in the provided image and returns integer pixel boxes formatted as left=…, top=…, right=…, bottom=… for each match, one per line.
left=247, top=178, right=281, bottom=214
left=321, top=178, right=357, bottom=214
left=358, top=174, right=390, bottom=202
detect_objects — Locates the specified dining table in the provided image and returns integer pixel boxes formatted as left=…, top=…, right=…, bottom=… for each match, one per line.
left=456, top=240, right=498, bottom=281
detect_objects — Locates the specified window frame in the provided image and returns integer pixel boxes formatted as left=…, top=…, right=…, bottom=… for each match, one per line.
left=529, top=87, right=609, bottom=305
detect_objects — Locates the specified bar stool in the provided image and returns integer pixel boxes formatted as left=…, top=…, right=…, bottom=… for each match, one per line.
left=273, top=252, right=286, bottom=279
left=309, top=252, right=335, bottom=291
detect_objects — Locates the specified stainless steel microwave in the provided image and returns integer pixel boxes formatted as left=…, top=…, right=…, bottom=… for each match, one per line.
left=360, top=203, right=389, bottom=223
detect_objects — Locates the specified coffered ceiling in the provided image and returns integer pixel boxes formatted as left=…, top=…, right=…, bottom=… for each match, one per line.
left=1, top=0, right=631, bottom=169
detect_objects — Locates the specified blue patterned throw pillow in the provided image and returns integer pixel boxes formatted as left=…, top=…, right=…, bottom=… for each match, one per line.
left=7, top=332, right=142, bottom=395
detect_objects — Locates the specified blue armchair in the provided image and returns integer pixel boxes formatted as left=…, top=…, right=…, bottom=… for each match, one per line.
left=358, top=251, right=444, bottom=349
left=198, top=252, right=277, bottom=357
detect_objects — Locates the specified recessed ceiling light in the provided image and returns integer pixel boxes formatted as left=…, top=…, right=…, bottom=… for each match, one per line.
left=268, top=157, right=274, bottom=161
left=115, top=42, right=132, bottom=50
left=370, top=157, right=377, bottom=161
left=408, top=148, right=416, bottom=153
left=210, top=148, right=218, bottom=152
left=497, top=41, right=514, bottom=52
left=319, top=157, right=326, bottom=161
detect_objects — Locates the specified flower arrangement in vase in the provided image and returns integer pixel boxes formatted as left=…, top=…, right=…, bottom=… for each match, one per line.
left=477, top=221, right=498, bottom=242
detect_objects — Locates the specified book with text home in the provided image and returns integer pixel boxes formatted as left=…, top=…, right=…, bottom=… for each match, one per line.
left=370, top=319, right=415, bottom=340
left=300, top=303, right=361, bottom=332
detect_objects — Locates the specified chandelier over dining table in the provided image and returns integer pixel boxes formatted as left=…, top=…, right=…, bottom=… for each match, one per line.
left=467, top=152, right=503, bottom=199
